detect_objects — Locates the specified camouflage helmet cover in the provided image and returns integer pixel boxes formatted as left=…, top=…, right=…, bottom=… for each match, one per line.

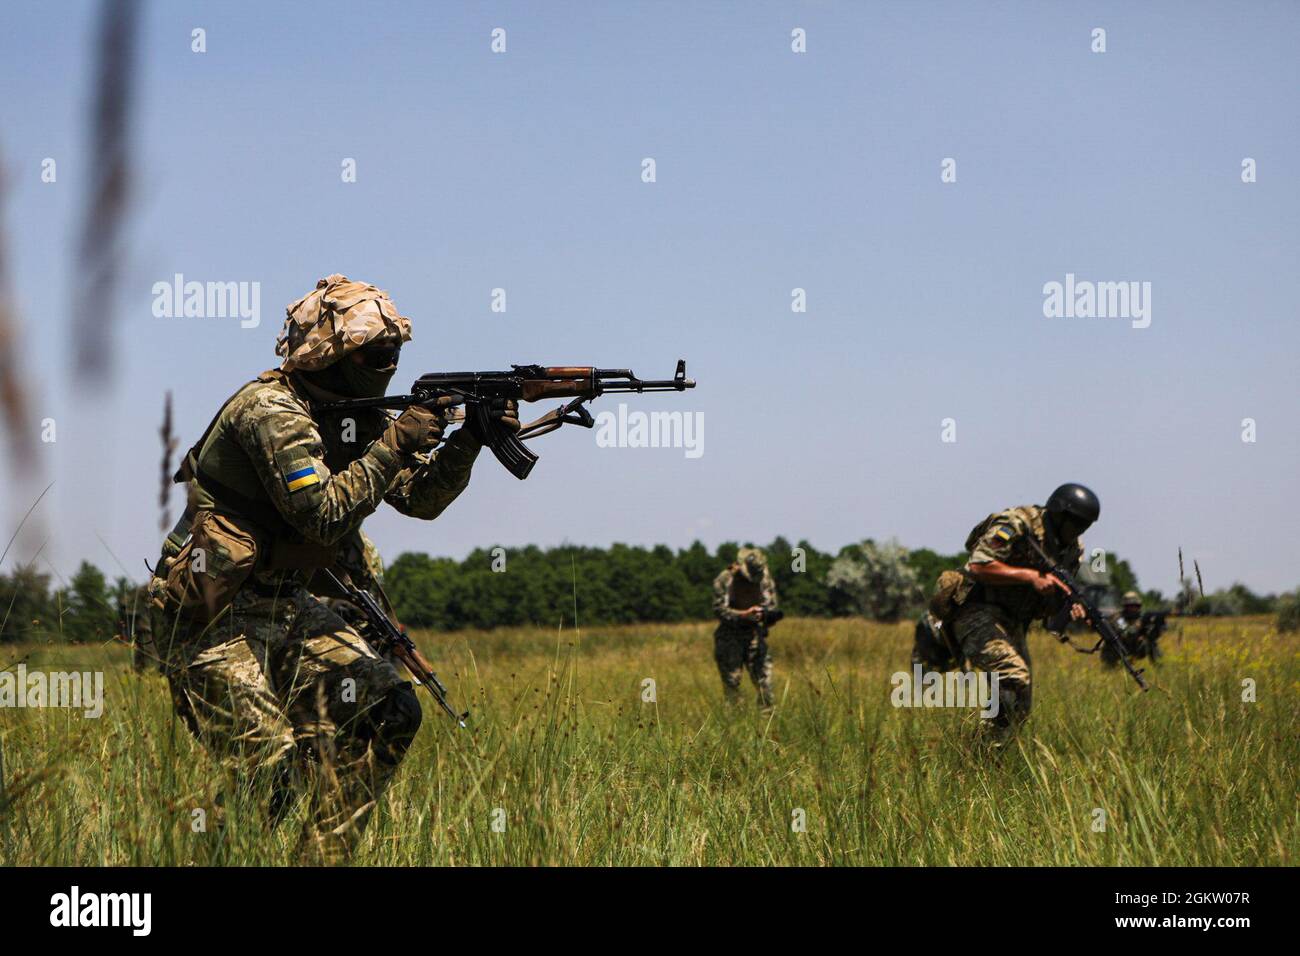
left=276, top=274, right=412, bottom=372
left=1122, top=591, right=1142, bottom=605
left=737, top=547, right=767, bottom=580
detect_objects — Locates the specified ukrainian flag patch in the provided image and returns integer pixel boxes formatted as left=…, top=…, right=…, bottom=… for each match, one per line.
left=285, top=464, right=320, bottom=493
left=993, top=526, right=1014, bottom=543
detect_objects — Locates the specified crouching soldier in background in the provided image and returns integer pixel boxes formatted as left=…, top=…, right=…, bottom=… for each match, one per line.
left=912, top=610, right=960, bottom=673
left=712, top=547, right=780, bottom=711
left=1105, top=591, right=1166, bottom=665
left=147, top=274, right=517, bottom=863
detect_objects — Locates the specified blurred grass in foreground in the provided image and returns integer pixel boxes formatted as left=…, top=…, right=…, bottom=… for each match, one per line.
left=1, top=615, right=1294, bottom=865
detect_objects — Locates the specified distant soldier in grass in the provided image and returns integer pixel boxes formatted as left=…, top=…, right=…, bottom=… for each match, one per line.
left=1105, top=590, right=1165, bottom=665
left=712, top=547, right=779, bottom=710
left=147, top=274, right=516, bottom=862
left=921, top=484, right=1097, bottom=741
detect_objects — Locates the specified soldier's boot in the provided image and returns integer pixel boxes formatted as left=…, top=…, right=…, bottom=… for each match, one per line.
left=980, top=678, right=1030, bottom=749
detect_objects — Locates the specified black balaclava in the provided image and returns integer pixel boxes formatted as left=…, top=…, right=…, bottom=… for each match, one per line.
left=301, top=346, right=397, bottom=399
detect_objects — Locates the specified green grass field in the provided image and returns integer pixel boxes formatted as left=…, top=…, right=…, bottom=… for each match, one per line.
left=1, top=615, right=1295, bottom=866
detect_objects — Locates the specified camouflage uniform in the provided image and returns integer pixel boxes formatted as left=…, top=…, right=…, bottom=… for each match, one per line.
left=149, top=275, right=482, bottom=861
left=712, top=548, right=779, bottom=709
left=1105, top=591, right=1161, bottom=664
left=947, top=505, right=1080, bottom=734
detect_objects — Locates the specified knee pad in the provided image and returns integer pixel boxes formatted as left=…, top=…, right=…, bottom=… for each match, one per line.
left=366, top=685, right=423, bottom=764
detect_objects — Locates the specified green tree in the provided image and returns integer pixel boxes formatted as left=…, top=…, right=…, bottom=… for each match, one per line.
left=1276, top=589, right=1300, bottom=633
left=765, top=536, right=834, bottom=617
left=1104, top=553, right=1140, bottom=597
left=0, top=564, right=57, bottom=642
left=906, top=547, right=966, bottom=595
left=61, top=561, right=116, bottom=643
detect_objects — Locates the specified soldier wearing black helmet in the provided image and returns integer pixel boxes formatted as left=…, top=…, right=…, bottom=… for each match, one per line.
left=916, top=483, right=1099, bottom=741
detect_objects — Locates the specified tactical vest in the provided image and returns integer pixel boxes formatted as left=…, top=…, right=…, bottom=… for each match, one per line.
left=727, top=567, right=765, bottom=611
left=163, top=370, right=339, bottom=577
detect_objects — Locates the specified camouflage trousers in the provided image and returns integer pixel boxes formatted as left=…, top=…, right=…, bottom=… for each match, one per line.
left=951, top=603, right=1032, bottom=735
left=155, top=582, right=421, bottom=862
left=714, top=626, right=773, bottom=709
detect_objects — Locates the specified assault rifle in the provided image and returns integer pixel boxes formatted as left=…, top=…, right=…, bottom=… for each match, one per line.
left=757, top=608, right=784, bottom=632
left=321, top=360, right=696, bottom=479
left=1140, top=610, right=1169, bottom=644
left=1024, top=537, right=1149, bottom=691
left=322, top=570, right=468, bottom=728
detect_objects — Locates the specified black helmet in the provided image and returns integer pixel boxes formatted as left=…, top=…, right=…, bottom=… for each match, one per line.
left=1046, top=483, right=1100, bottom=527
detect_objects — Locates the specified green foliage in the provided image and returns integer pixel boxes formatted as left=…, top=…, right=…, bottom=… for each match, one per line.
left=2, top=546, right=1277, bottom=637
left=825, top=539, right=924, bottom=622
left=1105, top=554, right=1140, bottom=596
left=385, top=536, right=924, bottom=630
left=1, top=564, right=58, bottom=642
left=1, top=563, right=125, bottom=643
left=1191, top=583, right=1276, bottom=617
left=905, top=547, right=967, bottom=594
left=1141, top=589, right=1165, bottom=608
left=58, top=561, right=117, bottom=644
left=1277, top=589, right=1300, bottom=633
left=764, top=536, right=835, bottom=617
left=1222, top=583, right=1275, bottom=615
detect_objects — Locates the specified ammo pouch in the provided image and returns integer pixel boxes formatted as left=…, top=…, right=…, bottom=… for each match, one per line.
left=929, top=569, right=976, bottom=626
left=162, top=510, right=261, bottom=623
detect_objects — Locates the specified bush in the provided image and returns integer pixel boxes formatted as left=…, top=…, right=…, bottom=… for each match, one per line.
left=1276, top=590, right=1300, bottom=633
left=825, top=538, right=923, bottom=622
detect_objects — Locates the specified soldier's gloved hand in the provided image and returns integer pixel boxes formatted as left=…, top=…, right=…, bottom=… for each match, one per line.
left=467, top=397, right=521, bottom=442
left=383, top=398, right=453, bottom=455
left=495, top=398, right=521, bottom=434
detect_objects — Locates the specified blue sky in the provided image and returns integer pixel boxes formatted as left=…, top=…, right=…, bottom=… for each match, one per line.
left=1, top=1, right=1297, bottom=595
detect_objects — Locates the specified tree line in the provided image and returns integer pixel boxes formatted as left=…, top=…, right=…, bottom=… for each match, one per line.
left=379, top=538, right=1279, bottom=631
left=1, top=540, right=1293, bottom=642
left=0, top=562, right=125, bottom=644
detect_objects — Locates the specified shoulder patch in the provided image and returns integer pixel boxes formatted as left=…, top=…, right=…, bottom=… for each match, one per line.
left=285, top=464, right=320, bottom=493
left=276, top=447, right=321, bottom=494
